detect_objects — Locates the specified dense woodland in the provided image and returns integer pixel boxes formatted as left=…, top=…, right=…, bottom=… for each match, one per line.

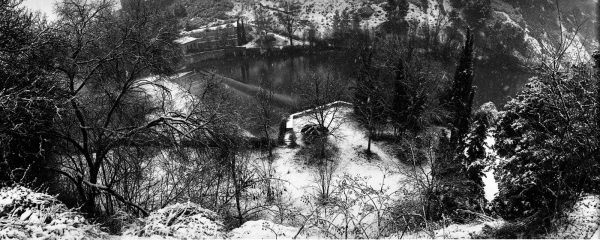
left=1, top=0, right=600, bottom=238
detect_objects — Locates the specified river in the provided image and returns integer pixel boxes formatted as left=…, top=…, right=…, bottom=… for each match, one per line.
left=190, top=52, right=530, bottom=110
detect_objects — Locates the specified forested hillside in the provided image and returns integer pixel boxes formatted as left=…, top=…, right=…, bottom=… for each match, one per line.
left=1, top=0, right=600, bottom=239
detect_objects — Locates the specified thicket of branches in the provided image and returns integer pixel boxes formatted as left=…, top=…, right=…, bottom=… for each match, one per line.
left=0, top=0, right=272, bottom=231
left=0, top=0, right=62, bottom=187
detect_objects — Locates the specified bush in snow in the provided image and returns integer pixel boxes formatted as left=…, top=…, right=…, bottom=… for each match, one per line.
left=123, top=202, right=223, bottom=239
left=301, top=124, right=329, bottom=145
left=0, top=186, right=106, bottom=240
left=493, top=65, right=600, bottom=226
left=228, top=220, right=321, bottom=239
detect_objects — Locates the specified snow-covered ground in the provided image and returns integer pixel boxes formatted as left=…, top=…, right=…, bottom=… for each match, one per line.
left=268, top=105, right=408, bottom=211
left=482, top=136, right=499, bottom=202
left=547, top=195, right=600, bottom=239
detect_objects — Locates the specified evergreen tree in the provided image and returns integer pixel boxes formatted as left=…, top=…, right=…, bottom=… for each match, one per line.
left=429, top=28, right=481, bottom=221
left=392, top=59, right=410, bottom=127
left=390, top=58, right=426, bottom=134
left=449, top=28, right=475, bottom=146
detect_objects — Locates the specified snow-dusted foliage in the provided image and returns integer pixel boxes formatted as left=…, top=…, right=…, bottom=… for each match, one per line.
left=493, top=65, right=600, bottom=221
left=0, top=186, right=106, bottom=240
left=228, top=220, right=322, bottom=239
left=123, top=202, right=224, bottom=239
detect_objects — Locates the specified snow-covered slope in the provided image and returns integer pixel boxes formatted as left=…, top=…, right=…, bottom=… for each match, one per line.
left=228, top=0, right=387, bottom=35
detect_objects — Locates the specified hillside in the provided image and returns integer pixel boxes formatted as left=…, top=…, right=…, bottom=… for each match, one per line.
left=172, top=0, right=595, bottom=65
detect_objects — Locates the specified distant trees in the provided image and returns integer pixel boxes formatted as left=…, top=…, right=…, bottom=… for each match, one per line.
left=0, top=0, right=61, bottom=187
left=330, top=10, right=367, bottom=48
left=275, top=0, right=302, bottom=46
left=383, top=0, right=410, bottom=34
left=253, top=4, right=272, bottom=40
left=448, top=0, right=491, bottom=30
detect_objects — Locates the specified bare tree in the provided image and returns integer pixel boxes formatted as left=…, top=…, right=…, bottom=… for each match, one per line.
left=297, top=72, right=348, bottom=131
left=253, top=3, right=273, bottom=42
left=51, top=0, right=184, bottom=216
left=353, top=41, right=387, bottom=154
left=297, top=72, right=348, bottom=158
left=274, top=0, right=302, bottom=46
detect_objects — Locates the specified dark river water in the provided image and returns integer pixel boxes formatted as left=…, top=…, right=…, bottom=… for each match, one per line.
left=190, top=52, right=530, bottom=111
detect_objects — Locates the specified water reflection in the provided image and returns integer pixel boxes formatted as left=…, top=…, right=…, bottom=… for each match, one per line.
left=190, top=52, right=531, bottom=109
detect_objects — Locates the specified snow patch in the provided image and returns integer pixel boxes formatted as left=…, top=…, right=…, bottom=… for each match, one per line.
left=123, top=202, right=224, bottom=239
left=548, top=195, right=600, bottom=239
left=0, top=186, right=106, bottom=240
left=228, top=220, right=322, bottom=239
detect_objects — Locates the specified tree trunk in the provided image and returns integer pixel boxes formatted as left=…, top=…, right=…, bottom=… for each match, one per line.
left=288, top=25, right=294, bottom=47
left=85, top=165, right=100, bottom=216
left=230, top=154, right=244, bottom=226
left=367, top=132, right=372, bottom=154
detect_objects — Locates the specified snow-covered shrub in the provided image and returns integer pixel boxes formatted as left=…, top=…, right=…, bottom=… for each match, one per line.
left=0, top=186, right=106, bottom=240
left=494, top=66, right=600, bottom=222
left=228, top=220, right=321, bottom=239
left=300, top=173, right=400, bottom=238
left=301, top=124, right=329, bottom=144
left=124, top=202, right=224, bottom=239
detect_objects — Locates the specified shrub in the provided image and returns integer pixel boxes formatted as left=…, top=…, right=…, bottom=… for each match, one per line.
left=493, top=65, right=600, bottom=222
left=0, top=186, right=106, bottom=239
left=301, top=124, right=330, bottom=144
left=124, top=202, right=223, bottom=238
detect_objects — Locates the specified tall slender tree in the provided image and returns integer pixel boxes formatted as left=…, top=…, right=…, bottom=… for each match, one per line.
left=276, top=0, right=301, bottom=47
left=449, top=28, right=475, bottom=145
left=595, top=0, right=600, bottom=150
left=430, top=28, right=480, bottom=220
